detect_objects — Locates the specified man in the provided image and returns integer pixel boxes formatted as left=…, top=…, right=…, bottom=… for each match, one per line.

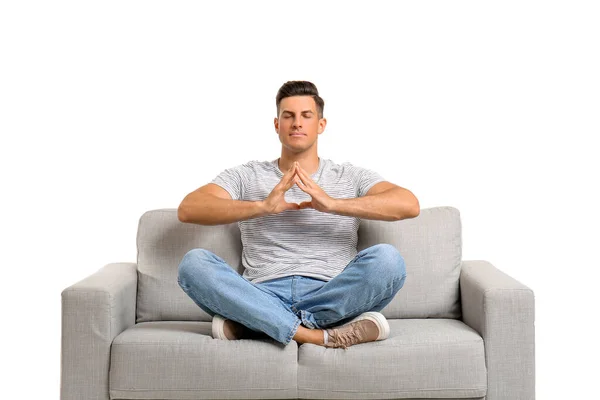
left=177, top=81, right=420, bottom=349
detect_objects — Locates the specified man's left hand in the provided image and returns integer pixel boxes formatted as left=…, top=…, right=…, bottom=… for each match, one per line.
left=293, top=162, right=336, bottom=213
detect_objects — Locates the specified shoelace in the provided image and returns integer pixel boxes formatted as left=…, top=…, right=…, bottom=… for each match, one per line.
left=329, top=323, right=365, bottom=350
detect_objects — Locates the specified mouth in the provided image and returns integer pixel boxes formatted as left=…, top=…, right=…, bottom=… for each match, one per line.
left=290, top=132, right=306, bottom=137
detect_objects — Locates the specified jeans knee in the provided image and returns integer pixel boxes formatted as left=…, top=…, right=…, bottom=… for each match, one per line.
left=371, top=243, right=406, bottom=281
left=178, top=248, right=211, bottom=286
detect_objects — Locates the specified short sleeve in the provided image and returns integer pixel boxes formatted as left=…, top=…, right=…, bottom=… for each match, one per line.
left=347, top=163, right=386, bottom=197
left=211, top=163, right=250, bottom=200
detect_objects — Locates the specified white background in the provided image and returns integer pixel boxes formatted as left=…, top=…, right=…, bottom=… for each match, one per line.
left=1, top=1, right=598, bottom=398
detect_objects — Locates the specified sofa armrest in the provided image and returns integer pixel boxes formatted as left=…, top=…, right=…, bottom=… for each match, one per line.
left=460, top=260, right=535, bottom=400
left=61, top=262, right=137, bottom=400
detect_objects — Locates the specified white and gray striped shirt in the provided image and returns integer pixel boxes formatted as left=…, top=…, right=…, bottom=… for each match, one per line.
left=211, top=157, right=385, bottom=284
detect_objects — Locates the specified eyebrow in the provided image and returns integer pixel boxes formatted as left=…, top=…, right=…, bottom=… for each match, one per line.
left=281, top=110, right=314, bottom=115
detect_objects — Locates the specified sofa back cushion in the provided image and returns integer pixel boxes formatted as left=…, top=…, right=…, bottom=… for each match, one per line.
left=357, top=206, right=462, bottom=319
left=136, top=206, right=462, bottom=323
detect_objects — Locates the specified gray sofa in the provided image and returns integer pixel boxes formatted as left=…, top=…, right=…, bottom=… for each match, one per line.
left=61, top=206, right=535, bottom=400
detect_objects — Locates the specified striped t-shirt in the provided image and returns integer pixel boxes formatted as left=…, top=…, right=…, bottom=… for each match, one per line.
left=211, top=157, right=385, bottom=284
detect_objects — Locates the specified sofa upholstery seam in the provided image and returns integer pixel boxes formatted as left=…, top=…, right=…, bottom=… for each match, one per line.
left=110, top=386, right=486, bottom=393
left=111, top=387, right=296, bottom=392
left=300, top=386, right=487, bottom=393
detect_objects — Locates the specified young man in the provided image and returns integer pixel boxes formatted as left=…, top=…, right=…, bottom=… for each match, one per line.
left=177, top=81, right=420, bottom=349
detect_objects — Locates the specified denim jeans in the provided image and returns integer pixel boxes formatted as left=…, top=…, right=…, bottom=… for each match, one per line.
left=177, top=243, right=407, bottom=345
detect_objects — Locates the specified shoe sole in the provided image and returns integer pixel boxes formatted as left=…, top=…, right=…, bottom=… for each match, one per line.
left=347, top=311, right=390, bottom=341
left=212, top=314, right=228, bottom=340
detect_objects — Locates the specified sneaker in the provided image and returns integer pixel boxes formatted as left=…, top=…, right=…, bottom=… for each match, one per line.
left=324, top=311, right=390, bottom=350
left=212, top=315, right=252, bottom=340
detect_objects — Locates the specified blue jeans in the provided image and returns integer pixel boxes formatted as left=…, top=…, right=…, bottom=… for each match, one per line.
left=177, top=243, right=407, bottom=345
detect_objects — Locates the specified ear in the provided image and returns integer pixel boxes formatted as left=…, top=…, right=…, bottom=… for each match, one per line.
left=318, top=117, right=327, bottom=134
left=274, top=117, right=279, bottom=133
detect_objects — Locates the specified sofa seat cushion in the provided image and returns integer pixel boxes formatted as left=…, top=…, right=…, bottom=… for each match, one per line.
left=297, top=319, right=487, bottom=399
left=109, top=321, right=298, bottom=400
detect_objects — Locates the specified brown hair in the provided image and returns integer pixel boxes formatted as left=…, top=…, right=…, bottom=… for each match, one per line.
left=276, top=81, right=324, bottom=119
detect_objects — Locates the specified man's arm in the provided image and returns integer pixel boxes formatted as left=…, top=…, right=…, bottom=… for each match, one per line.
left=330, top=181, right=420, bottom=221
left=178, top=183, right=269, bottom=225
left=294, top=164, right=419, bottom=222
left=178, top=164, right=302, bottom=225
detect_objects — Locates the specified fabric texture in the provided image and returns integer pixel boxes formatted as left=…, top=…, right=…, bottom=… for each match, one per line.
left=298, top=319, right=487, bottom=399
left=60, top=262, right=137, bottom=400
left=109, top=321, right=298, bottom=400
left=357, top=206, right=463, bottom=319
left=108, top=319, right=486, bottom=399
left=211, top=157, right=385, bottom=283
left=136, top=206, right=462, bottom=323
left=461, top=260, right=536, bottom=400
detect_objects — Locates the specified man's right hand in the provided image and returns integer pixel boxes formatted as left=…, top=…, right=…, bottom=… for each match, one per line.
left=260, top=162, right=301, bottom=215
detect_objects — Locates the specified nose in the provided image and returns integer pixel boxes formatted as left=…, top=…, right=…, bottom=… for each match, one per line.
left=293, top=116, right=302, bottom=128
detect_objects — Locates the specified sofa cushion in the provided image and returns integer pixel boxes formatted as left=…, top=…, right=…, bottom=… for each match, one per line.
left=357, top=206, right=462, bottom=319
left=297, top=319, right=486, bottom=399
left=109, top=321, right=298, bottom=399
left=136, top=206, right=461, bottom=323
left=136, top=209, right=243, bottom=322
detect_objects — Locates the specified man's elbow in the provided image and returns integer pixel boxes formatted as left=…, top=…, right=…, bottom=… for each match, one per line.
left=411, top=197, right=420, bottom=218
left=411, top=203, right=420, bottom=218
left=177, top=204, right=188, bottom=223
left=397, top=198, right=420, bottom=220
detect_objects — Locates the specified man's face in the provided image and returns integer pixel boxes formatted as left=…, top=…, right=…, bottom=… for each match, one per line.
left=274, top=96, right=327, bottom=154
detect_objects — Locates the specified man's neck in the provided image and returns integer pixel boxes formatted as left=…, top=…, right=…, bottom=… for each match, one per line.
left=278, top=154, right=320, bottom=176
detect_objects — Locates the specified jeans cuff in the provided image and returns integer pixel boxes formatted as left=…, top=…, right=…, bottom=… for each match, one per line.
left=285, top=318, right=302, bottom=345
left=299, top=310, right=319, bottom=329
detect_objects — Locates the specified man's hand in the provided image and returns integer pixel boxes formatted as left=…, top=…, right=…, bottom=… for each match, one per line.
left=293, top=162, right=336, bottom=213
left=261, top=163, right=302, bottom=215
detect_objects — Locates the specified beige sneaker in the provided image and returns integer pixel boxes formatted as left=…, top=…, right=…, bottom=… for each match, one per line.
left=324, top=311, right=390, bottom=350
left=212, top=315, right=254, bottom=340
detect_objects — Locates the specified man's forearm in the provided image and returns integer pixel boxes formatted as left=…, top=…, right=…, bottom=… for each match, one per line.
left=178, top=194, right=268, bottom=225
left=329, top=188, right=420, bottom=221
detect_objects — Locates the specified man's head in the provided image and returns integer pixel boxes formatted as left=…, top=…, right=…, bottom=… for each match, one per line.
left=274, top=81, right=327, bottom=155
left=276, top=81, right=324, bottom=119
